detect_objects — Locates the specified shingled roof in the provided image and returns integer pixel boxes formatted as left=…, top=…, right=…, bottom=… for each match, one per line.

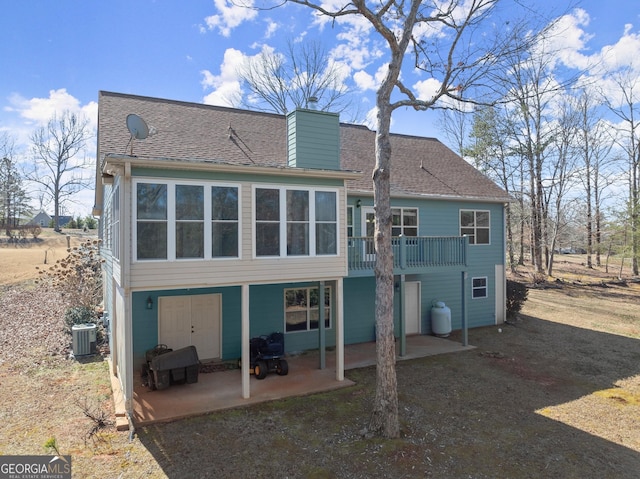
left=97, top=91, right=510, bottom=202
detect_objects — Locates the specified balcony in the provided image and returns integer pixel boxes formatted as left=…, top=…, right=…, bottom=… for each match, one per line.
left=347, top=236, right=468, bottom=276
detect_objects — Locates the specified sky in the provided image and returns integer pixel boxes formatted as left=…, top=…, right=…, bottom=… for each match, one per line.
left=1, top=0, right=639, bottom=217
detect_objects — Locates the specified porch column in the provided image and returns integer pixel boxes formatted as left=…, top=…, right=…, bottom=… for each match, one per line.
left=398, top=274, right=406, bottom=357
left=461, top=272, right=468, bottom=347
left=318, top=281, right=326, bottom=369
left=336, top=277, right=344, bottom=381
left=241, top=283, right=250, bottom=399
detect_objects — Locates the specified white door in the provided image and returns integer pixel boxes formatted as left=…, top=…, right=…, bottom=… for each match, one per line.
left=361, top=207, right=376, bottom=261
left=159, top=294, right=222, bottom=360
left=159, top=296, right=191, bottom=350
left=404, top=281, right=421, bottom=335
left=191, top=294, right=221, bottom=359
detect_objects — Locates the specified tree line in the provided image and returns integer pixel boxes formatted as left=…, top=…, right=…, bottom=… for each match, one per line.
left=442, top=59, right=639, bottom=278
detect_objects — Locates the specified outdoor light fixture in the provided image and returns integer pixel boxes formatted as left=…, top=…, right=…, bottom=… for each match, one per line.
left=146, top=296, right=153, bottom=310
left=356, top=199, right=362, bottom=208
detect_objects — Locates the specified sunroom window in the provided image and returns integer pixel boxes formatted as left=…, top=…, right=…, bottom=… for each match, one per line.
left=255, top=187, right=338, bottom=257
left=136, top=183, right=168, bottom=260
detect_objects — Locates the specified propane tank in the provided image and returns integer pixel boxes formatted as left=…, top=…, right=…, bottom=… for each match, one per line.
left=431, top=301, right=452, bottom=337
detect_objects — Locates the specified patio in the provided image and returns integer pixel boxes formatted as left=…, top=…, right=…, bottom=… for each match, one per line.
left=124, top=335, right=475, bottom=426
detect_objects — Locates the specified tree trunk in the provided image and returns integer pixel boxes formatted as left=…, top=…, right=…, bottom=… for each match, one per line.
left=367, top=77, right=399, bottom=440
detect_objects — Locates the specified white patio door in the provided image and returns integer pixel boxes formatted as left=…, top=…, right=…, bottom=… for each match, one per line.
left=404, top=281, right=421, bottom=335
left=159, top=294, right=222, bottom=360
left=361, top=207, right=376, bottom=260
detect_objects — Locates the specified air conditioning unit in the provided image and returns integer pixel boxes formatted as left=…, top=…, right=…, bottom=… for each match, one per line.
left=72, top=323, right=97, bottom=356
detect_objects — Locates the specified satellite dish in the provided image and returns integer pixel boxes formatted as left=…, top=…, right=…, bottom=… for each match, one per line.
left=126, top=114, right=149, bottom=140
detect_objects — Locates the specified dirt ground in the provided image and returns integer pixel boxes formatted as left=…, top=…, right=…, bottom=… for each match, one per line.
left=0, top=241, right=639, bottom=478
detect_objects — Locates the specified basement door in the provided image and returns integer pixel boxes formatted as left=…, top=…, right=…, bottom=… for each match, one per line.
left=158, top=294, right=221, bottom=360
left=404, top=281, right=421, bottom=335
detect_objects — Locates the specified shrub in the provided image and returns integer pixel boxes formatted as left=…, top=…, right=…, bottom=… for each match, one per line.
left=506, top=280, right=528, bottom=320
left=63, top=306, right=97, bottom=332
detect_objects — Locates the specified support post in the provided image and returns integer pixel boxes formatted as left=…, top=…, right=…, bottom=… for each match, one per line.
left=398, top=275, right=406, bottom=357
left=462, top=271, right=468, bottom=347
left=241, top=284, right=250, bottom=399
left=336, top=277, right=344, bottom=381
left=318, top=281, right=326, bottom=369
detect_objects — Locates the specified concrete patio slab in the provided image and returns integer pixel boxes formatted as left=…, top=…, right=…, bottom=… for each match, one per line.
left=122, top=335, right=474, bottom=426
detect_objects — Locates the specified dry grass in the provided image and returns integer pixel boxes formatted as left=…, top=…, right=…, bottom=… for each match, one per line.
left=0, top=229, right=87, bottom=286
left=0, top=237, right=639, bottom=478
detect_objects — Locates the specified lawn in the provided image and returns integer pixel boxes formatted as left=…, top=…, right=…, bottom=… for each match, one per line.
left=0, top=236, right=638, bottom=478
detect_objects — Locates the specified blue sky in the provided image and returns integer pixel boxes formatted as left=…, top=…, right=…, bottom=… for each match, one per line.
left=1, top=1, right=639, bottom=216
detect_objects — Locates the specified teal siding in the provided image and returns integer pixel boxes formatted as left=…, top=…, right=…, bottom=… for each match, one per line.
left=287, top=109, right=340, bottom=170
left=343, top=277, right=377, bottom=343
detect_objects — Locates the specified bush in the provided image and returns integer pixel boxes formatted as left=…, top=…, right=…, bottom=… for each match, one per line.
left=506, top=280, right=528, bottom=320
left=63, top=306, right=97, bottom=332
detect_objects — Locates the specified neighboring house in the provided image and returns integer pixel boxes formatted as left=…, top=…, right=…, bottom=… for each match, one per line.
left=93, top=91, right=511, bottom=413
left=27, top=212, right=73, bottom=228
left=28, top=211, right=52, bottom=227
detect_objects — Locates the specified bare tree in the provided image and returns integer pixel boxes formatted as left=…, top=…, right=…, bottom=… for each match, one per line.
left=603, top=68, right=640, bottom=275
left=238, top=39, right=358, bottom=117
left=278, top=0, right=543, bottom=438
left=28, top=111, right=92, bottom=232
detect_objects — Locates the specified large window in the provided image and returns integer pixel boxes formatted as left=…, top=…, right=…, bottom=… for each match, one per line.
left=392, top=208, right=418, bottom=236
left=255, top=188, right=280, bottom=256
left=211, top=186, right=239, bottom=257
left=460, top=210, right=490, bottom=244
left=255, top=187, right=338, bottom=257
left=135, top=180, right=240, bottom=261
left=136, top=183, right=168, bottom=260
left=176, top=185, right=204, bottom=258
left=285, top=286, right=332, bottom=332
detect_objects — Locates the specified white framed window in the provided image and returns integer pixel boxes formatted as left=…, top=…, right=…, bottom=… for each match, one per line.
left=284, top=286, right=332, bottom=333
left=253, top=186, right=339, bottom=258
left=134, top=179, right=240, bottom=261
left=460, top=210, right=490, bottom=244
left=472, top=277, right=488, bottom=299
left=392, top=207, right=418, bottom=236
left=112, top=182, right=120, bottom=261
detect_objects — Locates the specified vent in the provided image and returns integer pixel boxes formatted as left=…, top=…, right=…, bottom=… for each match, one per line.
left=72, top=323, right=97, bottom=356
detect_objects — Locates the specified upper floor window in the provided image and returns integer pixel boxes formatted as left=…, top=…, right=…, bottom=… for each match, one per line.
left=254, top=186, right=338, bottom=257
left=346, top=206, right=353, bottom=238
left=460, top=210, right=490, bottom=244
left=392, top=208, right=418, bottom=236
left=135, top=180, right=239, bottom=261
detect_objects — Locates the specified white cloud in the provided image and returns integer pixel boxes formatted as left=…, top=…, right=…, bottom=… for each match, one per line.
left=201, top=48, right=251, bottom=107
left=204, top=0, right=258, bottom=37
left=413, top=77, right=443, bottom=101
left=264, top=19, right=279, bottom=38
left=6, top=88, right=97, bottom=129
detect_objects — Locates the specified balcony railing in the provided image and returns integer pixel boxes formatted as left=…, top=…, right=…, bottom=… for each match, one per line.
left=347, top=236, right=467, bottom=274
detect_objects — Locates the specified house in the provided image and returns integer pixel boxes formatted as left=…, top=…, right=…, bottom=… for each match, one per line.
left=27, top=212, right=74, bottom=229
left=27, top=211, right=51, bottom=227
left=93, top=91, right=511, bottom=414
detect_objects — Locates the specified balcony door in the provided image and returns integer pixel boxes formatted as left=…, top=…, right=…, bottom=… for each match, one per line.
left=361, top=207, right=376, bottom=261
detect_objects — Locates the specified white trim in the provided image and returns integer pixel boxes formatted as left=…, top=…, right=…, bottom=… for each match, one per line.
left=471, top=276, right=488, bottom=299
